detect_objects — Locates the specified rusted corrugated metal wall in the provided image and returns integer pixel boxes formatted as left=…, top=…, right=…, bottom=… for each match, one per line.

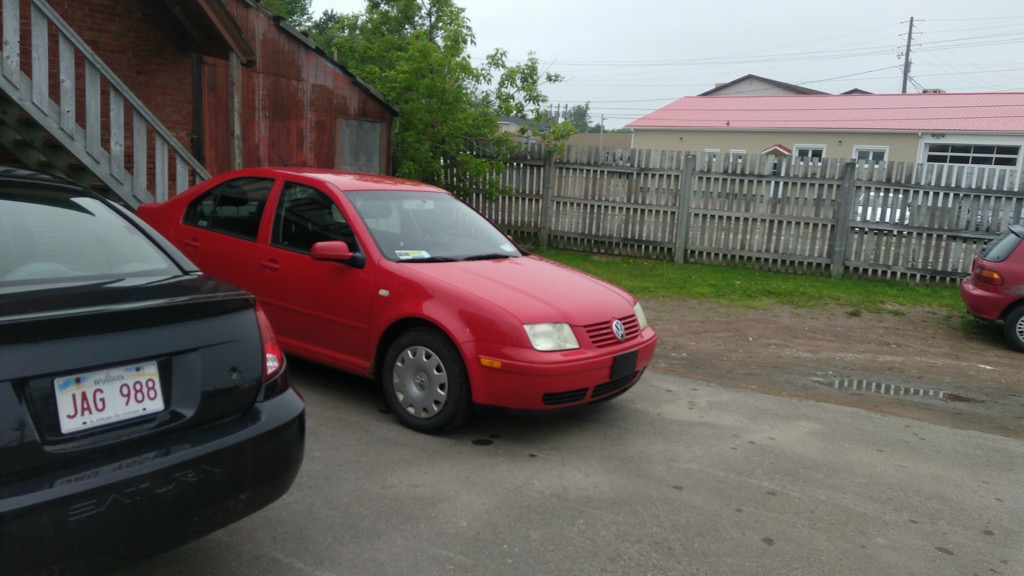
left=204, top=1, right=394, bottom=176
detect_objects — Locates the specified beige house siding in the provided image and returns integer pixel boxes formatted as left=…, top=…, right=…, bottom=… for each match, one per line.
left=632, top=129, right=936, bottom=164
left=567, top=133, right=632, bottom=149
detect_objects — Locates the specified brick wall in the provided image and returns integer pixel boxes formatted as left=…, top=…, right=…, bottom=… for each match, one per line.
left=46, top=0, right=197, bottom=151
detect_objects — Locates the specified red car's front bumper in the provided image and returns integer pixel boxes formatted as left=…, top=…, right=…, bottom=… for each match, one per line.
left=465, top=328, right=658, bottom=410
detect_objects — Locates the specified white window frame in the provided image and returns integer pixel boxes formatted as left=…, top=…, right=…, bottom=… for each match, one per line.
left=702, top=149, right=720, bottom=163
left=853, top=146, right=889, bottom=167
left=727, top=150, right=746, bottom=164
left=921, top=134, right=1024, bottom=168
left=793, top=144, right=826, bottom=164
left=924, top=142, right=1020, bottom=168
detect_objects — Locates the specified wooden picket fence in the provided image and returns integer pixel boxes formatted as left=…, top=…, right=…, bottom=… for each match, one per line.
left=463, top=145, right=1024, bottom=283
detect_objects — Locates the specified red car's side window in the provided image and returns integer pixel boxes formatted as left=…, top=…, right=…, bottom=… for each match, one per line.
left=271, top=183, right=356, bottom=253
left=183, top=178, right=274, bottom=241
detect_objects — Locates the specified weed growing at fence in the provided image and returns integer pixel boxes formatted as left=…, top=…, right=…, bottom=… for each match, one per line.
left=535, top=248, right=964, bottom=315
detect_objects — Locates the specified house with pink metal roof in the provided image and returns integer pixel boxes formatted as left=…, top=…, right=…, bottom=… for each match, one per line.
left=627, top=92, right=1024, bottom=178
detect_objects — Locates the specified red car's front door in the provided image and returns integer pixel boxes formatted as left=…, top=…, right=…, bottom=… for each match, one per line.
left=253, top=181, right=375, bottom=374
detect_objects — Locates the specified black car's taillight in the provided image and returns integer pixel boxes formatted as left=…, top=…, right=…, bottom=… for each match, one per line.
left=254, top=303, right=289, bottom=399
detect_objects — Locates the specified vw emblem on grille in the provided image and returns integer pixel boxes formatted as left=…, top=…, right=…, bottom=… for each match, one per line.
left=611, top=319, right=626, bottom=341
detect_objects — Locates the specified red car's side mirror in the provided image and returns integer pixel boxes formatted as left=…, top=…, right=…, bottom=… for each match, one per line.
left=310, top=241, right=365, bottom=268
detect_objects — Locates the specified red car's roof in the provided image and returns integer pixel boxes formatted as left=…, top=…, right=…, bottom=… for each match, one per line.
left=227, top=167, right=450, bottom=193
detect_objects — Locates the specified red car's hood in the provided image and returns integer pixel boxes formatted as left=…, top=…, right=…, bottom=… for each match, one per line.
left=397, top=255, right=636, bottom=325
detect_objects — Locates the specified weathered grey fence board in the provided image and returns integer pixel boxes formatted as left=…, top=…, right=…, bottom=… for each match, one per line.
left=464, top=145, right=1023, bottom=282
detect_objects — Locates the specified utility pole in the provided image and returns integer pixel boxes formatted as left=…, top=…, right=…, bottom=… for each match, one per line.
left=901, top=17, right=914, bottom=94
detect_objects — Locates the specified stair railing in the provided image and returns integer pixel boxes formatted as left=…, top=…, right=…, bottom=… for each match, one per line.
left=1, top=0, right=209, bottom=206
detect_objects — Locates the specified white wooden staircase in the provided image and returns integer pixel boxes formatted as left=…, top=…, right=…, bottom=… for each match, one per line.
left=0, top=0, right=208, bottom=206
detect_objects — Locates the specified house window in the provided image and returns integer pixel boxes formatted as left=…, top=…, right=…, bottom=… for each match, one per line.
left=728, top=150, right=746, bottom=164
left=702, top=149, right=719, bottom=163
left=853, top=147, right=888, bottom=167
left=926, top=144, right=1020, bottom=167
left=794, top=145, right=825, bottom=163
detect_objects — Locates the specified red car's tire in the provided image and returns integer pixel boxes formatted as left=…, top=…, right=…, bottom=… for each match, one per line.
left=1003, top=304, right=1024, bottom=353
left=382, top=327, right=472, bottom=433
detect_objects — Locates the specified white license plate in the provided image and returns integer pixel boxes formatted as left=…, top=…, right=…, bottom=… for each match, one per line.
left=54, top=361, right=164, bottom=434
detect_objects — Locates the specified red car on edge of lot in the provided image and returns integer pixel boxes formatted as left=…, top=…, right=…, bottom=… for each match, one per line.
left=137, top=168, right=657, bottom=433
left=960, top=224, right=1024, bottom=353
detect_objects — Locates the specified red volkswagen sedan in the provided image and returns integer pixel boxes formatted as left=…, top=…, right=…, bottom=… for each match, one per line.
left=138, top=168, right=657, bottom=432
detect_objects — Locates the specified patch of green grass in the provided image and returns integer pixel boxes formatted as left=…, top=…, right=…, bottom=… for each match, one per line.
left=533, top=248, right=965, bottom=315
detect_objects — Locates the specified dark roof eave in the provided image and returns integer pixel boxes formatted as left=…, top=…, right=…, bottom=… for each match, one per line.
left=162, top=0, right=257, bottom=64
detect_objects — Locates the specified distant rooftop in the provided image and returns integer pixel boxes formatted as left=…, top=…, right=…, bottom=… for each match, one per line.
left=628, top=93, right=1024, bottom=132
left=699, top=74, right=827, bottom=96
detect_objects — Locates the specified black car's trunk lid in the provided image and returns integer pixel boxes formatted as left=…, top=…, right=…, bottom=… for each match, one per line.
left=0, top=274, right=264, bottom=484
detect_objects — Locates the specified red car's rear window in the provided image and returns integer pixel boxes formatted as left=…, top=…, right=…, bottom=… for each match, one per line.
left=979, top=229, right=1023, bottom=263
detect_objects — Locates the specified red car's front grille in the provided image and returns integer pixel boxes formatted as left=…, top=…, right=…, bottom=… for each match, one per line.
left=583, top=314, right=640, bottom=348
left=541, top=371, right=642, bottom=406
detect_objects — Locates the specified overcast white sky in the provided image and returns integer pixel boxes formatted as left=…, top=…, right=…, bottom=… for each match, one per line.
left=309, top=0, right=1024, bottom=128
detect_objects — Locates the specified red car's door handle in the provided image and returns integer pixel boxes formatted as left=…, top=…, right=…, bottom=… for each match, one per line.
left=183, top=237, right=200, bottom=249
left=260, top=259, right=280, bottom=272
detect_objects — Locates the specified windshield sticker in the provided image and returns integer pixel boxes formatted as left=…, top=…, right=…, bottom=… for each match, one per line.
left=395, top=250, right=431, bottom=260
left=500, top=243, right=517, bottom=253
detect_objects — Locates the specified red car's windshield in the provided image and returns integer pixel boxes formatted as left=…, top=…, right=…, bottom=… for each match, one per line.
left=345, top=190, right=524, bottom=262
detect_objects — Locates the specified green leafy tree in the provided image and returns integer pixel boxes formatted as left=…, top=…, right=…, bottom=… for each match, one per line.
left=260, top=0, right=314, bottom=28
left=306, top=9, right=342, bottom=49
left=565, top=103, right=591, bottom=133
left=327, top=0, right=569, bottom=197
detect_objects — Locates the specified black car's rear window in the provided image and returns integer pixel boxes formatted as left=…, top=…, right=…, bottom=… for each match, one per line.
left=0, top=187, right=178, bottom=287
left=979, top=228, right=1023, bottom=263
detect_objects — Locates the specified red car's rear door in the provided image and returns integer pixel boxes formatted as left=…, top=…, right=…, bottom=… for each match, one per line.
left=170, top=176, right=275, bottom=291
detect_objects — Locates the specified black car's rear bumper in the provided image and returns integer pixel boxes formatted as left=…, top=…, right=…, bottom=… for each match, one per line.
left=0, top=386, right=305, bottom=575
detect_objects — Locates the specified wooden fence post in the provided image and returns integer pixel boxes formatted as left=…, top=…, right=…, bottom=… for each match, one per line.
left=539, top=148, right=556, bottom=249
left=830, top=160, right=857, bottom=278
left=673, top=153, right=697, bottom=263
left=229, top=52, right=242, bottom=170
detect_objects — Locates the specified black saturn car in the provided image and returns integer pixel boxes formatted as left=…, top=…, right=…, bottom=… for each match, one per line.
left=0, top=166, right=305, bottom=574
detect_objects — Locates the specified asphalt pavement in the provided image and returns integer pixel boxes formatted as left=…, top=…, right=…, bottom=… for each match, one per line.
left=115, top=360, right=1024, bottom=576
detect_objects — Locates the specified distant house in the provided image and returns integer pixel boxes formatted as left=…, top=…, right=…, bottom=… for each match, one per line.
left=0, top=0, right=397, bottom=206
left=497, top=115, right=534, bottom=142
left=628, top=92, right=1024, bottom=182
left=698, top=74, right=828, bottom=97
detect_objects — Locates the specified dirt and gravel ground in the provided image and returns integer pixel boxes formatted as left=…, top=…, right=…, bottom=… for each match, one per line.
left=642, top=298, right=1024, bottom=441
